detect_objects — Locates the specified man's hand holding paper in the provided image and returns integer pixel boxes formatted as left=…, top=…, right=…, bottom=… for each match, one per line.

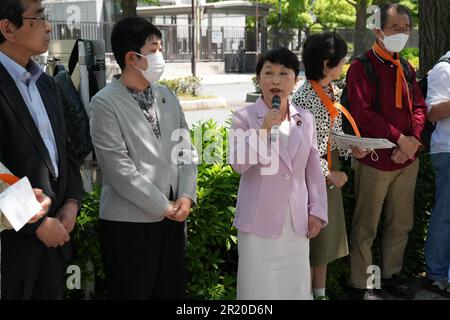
left=331, top=132, right=397, bottom=151
left=0, top=177, right=52, bottom=231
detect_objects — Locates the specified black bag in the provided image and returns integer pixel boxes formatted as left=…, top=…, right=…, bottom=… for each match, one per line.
left=53, top=63, right=93, bottom=163
left=68, top=39, right=101, bottom=101
left=417, top=57, right=450, bottom=152
left=418, top=57, right=450, bottom=99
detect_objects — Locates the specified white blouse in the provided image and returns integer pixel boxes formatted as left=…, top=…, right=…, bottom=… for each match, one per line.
left=291, top=81, right=348, bottom=177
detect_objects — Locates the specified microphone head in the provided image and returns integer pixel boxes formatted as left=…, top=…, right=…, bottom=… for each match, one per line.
left=271, top=95, right=281, bottom=110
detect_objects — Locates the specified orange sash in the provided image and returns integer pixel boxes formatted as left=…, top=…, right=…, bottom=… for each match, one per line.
left=372, top=41, right=412, bottom=112
left=0, top=174, right=20, bottom=186
left=310, top=80, right=361, bottom=170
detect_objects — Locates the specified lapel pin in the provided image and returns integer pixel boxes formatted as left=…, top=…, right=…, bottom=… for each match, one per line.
left=293, top=114, right=302, bottom=127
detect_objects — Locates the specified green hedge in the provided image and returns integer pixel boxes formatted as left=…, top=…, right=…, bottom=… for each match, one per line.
left=401, top=47, right=420, bottom=70
left=158, top=76, right=202, bottom=96
left=67, top=120, right=434, bottom=300
left=186, top=120, right=240, bottom=299
left=64, top=184, right=103, bottom=299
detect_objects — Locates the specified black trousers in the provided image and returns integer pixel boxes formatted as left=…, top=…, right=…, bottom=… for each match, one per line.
left=99, top=218, right=187, bottom=300
left=1, top=245, right=66, bottom=300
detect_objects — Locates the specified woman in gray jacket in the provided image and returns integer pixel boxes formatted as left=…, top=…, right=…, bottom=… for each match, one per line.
left=90, top=17, right=197, bottom=300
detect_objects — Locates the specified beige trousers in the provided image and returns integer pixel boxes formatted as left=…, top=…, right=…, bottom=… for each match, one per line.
left=348, top=159, right=419, bottom=289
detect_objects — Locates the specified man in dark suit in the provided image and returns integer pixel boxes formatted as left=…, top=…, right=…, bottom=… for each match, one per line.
left=0, top=0, right=82, bottom=299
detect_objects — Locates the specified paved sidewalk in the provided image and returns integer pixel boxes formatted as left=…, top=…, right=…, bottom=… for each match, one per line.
left=179, top=73, right=255, bottom=111
left=377, top=277, right=450, bottom=300
left=401, top=278, right=450, bottom=300
left=162, top=72, right=254, bottom=85
left=197, top=73, right=254, bottom=85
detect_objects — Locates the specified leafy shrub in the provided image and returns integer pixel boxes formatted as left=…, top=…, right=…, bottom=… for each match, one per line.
left=339, top=63, right=351, bottom=81
left=158, top=76, right=202, bottom=96
left=65, top=184, right=105, bottom=300
left=252, top=76, right=261, bottom=93
left=404, top=153, right=434, bottom=274
left=335, top=63, right=351, bottom=90
left=401, top=47, right=419, bottom=70
left=186, top=119, right=240, bottom=299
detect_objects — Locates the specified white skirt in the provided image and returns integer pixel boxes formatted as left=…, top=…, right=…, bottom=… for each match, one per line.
left=237, top=207, right=311, bottom=300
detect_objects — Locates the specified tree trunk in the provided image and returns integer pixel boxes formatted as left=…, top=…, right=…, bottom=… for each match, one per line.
left=305, top=26, right=311, bottom=38
left=353, top=0, right=368, bottom=57
left=419, top=0, right=450, bottom=77
left=297, top=28, right=302, bottom=51
left=121, top=0, right=138, bottom=17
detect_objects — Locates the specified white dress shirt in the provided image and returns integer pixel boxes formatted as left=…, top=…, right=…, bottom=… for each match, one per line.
left=426, top=51, right=450, bottom=154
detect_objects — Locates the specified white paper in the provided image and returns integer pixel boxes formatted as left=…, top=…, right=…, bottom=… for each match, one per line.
left=0, top=177, right=42, bottom=231
left=331, top=132, right=397, bottom=150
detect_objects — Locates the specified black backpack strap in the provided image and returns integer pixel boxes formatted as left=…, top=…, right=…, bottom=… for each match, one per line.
left=68, top=39, right=81, bottom=76
left=53, top=63, right=66, bottom=77
left=68, top=39, right=100, bottom=101
left=437, top=56, right=450, bottom=65
left=354, top=54, right=381, bottom=112
left=399, top=57, right=413, bottom=86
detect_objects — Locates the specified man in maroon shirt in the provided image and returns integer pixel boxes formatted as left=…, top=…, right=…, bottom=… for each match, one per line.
left=346, top=3, right=427, bottom=300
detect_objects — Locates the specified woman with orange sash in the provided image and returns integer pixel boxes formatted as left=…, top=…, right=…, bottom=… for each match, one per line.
left=292, top=32, right=369, bottom=300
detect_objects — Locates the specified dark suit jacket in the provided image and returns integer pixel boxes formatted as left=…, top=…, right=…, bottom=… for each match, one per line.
left=0, top=62, right=83, bottom=279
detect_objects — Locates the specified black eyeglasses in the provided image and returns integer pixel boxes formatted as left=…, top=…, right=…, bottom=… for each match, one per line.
left=388, top=26, right=413, bottom=34
left=22, top=13, right=50, bottom=25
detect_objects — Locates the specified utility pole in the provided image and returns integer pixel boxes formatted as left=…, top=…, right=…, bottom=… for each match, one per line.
left=191, top=0, right=196, bottom=77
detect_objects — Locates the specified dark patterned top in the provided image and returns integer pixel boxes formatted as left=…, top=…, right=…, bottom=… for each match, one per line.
left=127, top=86, right=161, bottom=140
left=291, top=80, right=348, bottom=177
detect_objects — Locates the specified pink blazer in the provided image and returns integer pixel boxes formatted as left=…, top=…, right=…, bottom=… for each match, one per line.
left=230, top=98, right=328, bottom=238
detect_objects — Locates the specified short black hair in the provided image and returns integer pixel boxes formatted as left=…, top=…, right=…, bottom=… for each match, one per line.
left=111, top=16, right=162, bottom=69
left=256, top=47, right=300, bottom=77
left=0, top=0, right=27, bottom=44
left=302, top=32, right=348, bottom=81
left=380, top=3, right=412, bottom=30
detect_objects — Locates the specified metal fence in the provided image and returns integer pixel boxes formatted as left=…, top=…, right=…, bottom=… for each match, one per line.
left=49, top=21, right=296, bottom=61
left=49, top=21, right=418, bottom=72
left=49, top=21, right=296, bottom=72
left=49, top=21, right=245, bottom=61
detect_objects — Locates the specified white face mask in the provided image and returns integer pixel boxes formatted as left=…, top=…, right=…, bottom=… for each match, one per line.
left=379, top=30, right=409, bottom=53
left=134, top=51, right=165, bottom=83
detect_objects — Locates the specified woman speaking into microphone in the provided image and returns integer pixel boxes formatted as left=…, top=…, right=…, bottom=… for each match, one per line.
left=229, top=47, right=328, bottom=300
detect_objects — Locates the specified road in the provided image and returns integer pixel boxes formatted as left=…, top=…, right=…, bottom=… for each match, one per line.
left=184, top=79, right=253, bottom=127
left=184, top=73, right=306, bottom=127
left=199, top=81, right=254, bottom=107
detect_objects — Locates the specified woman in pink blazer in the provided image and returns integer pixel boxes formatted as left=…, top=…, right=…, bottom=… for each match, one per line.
left=229, top=47, right=328, bottom=300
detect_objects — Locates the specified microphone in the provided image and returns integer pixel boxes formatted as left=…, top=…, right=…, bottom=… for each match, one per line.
left=270, top=95, right=281, bottom=142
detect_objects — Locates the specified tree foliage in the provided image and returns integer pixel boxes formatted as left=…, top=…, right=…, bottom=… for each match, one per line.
left=254, top=0, right=355, bottom=31
left=313, top=0, right=355, bottom=30
left=343, top=0, right=417, bottom=56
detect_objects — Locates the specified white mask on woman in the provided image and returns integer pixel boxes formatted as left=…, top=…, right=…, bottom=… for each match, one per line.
left=134, top=51, right=165, bottom=83
left=379, top=30, right=409, bottom=53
